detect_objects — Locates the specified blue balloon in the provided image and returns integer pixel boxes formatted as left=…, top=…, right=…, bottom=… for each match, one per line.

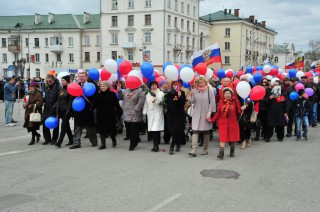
left=163, top=62, right=173, bottom=71
left=88, top=68, right=99, bottom=80
left=217, top=85, right=222, bottom=89
left=183, top=81, right=190, bottom=88
left=250, top=78, right=256, bottom=86
left=116, top=59, right=124, bottom=71
left=180, top=64, right=192, bottom=71
left=234, top=71, right=238, bottom=76
left=315, top=73, right=319, bottom=77
left=147, top=73, right=156, bottom=82
left=256, top=66, right=263, bottom=71
left=288, top=68, right=297, bottom=78
left=217, top=69, right=226, bottom=78
left=83, top=83, right=96, bottom=97
left=141, top=62, right=154, bottom=78
left=253, top=72, right=263, bottom=83
left=289, top=92, right=299, bottom=100
left=72, top=96, right=86, bottom=112
left=273, top=65, right=279, bottom=69
left=45, top=117, right=58, bottom=129
left=246, top=66, right=253, bottom=74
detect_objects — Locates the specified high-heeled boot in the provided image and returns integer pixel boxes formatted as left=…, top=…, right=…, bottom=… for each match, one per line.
left=28, top=133, right=36, bottom=145
left=111, top=136, right=117, bottom=148
left=99, top=135, right=106, bottom=150
left=35, top=132, right=41, bottom=143
left=230, top=143, right=235, bottom=157
left=217, top=147, right=224, bottom=159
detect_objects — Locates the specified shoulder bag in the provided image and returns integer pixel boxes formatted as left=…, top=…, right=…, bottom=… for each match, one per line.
left=30, top=104, right=41, bottom=122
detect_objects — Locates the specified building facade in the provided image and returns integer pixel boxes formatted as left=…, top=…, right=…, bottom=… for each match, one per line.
left=271, top=43, right=295, bottom=70
left=0, top=13, right=100, bottom=79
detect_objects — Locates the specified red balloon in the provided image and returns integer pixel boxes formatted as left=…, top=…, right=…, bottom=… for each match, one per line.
left=67, top=83, right=83, bottom=97
left=226, top=71, right=234, bottom=79
left=252, top=67, right=257, bottom=73
left=214, top=68, right=219, bottom=78
left=194, top=63, right=207, bottom=75
left=126, top=76, right=142, bottom=89
left=279, top=74, right=287, bottom=81
left=233, top=79, right=240, bottom=90
left=100, top=69, right=111, bottom=81
left=175, top=65, right=181, bottom=71
left=305, top=72, right=313, bottom=78
left=190, top=74, right=197, bottom=85
left=237, top=71, right=244, bottom=77
left=142, top=76, right=148, bottom=83
left=250, top=85, right=266, bottom=101
left=154, top=71, right=161, bottom=78
left=155, top=76, right=165, bottom=84
left=119, top=60, right=132, bottom=76
left=270, top=68, right=279, bottom=76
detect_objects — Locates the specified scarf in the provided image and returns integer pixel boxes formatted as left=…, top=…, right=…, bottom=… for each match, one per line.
left=222, top=98, right=233, bottom=118
left=198, top=85, right=208, bottom=91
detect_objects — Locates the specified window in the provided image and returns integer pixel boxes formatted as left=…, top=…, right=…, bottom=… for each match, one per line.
left=275, top=56, right=279, bottom=63
left=192, top=38, right=195, bottom=48
left=45, top=38, right=49, bottom=47
left=50, top=37, right=62, bottom=45
left=193, top=6, right=196, bottom=17
left=180, top=52, right=183, bottom=62
left=181, top=19, right=184, bottom=29
left=2, top=53, right=7, bottom=62
left=128, top=0, right=134, bottom=8
left=57, top=53, right=61, bottom=62
left=97, top=52, right=100, bottom=62
left=186, top=37, right=189, bottom=47
left=225, top=28, right=230, bottom=37
left=69, top=53, right=74, bottom=63
left=144, top=32, right=151, bottom=43
left=68, top=37, right=74, bottom=47
left=35, top=68, right=40, bottom=78
left=145, top=0, right=151, bottom=7
left=2, top=38, right=6, bottom=47
left=128, top=50, right=134, bottom=61
left=187, top=4, right=190, bottom=15
left=96, top=35, right=100, bottom=45
left=112, top=16, right=118, bottom=27
left=174, top=34, right=177, bottom=44
left=111, top=51, right=117, bottom=60
left=35, top=53, right=40, bottom=62
left=181, top=2, right=184, bottom=13
left=145, top=14, right=151, bottom=25
left=26, top=53, right=29, bottom=63
left=174, top=17, right=178, bottom=28
left=168, top=15, right=171, bottom=26
left=167, top=33, right=171, bottom=44
left=128, top=33, right=134, bottom=42
left=34, top=38, right=39, bottom=47
left=187, top=21, right=190, bottom=31
left=180, top=36, right=184, bottom=46
left=167, top=51, right=170, bottom=61
left=175, top=0, right=178, bottom=11
left=112, top=0, right=118, bottom=9
left=85, top=52, right=90, bottom=62
left=25, top=38, right=29, bottom=47
left=192, top=22, right=195, bottom=32
left=144, top=50, right=151, bottom=61
left=224, top=56, right=230, bottom=64
left=84, top=36, right=90, bottom=45
left=45, top=53, right=49, bottom=63
left=128, top=15, right=134, bottom=26
left=225, top=42, right=230, bottom=50
left=14, top=53, right=19, bottom=62
left=167, top=0, right=171, bottom=8
left=111, top=33, right=118, bottom=44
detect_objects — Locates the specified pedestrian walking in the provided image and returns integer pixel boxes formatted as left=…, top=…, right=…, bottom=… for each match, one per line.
left=4, top=77, right=20, bottom=127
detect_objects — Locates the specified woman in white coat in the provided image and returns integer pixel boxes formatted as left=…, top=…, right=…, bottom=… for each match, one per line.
left=143, top=81, right=165, bottom=152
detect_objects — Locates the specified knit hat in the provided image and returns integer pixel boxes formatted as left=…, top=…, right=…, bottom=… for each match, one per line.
left=298, top=89, right=305, bottom=96
left=61, top=75, right=70, bottom=83
left=29, top=81, right=38, bottom=87
left=291, top=77, right=299, bottom=82
left=222, top=87, right=234, bottom=95
left=159, top=80, right=168, bottom=87
left=48, top=70, right=57, bottom=76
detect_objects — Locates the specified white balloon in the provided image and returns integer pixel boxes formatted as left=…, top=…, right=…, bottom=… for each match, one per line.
left=104, top=59, right=118, bottom=74
left=296, top=71, right=305, bottom=80
left=245, top=73, right=253, bottom=79
left=279, top=69, right=283, bottom=74
left=110, top=74, right=118, bottom=82
left=128, top=70, right=143, bottom=82
left=164, top=65, right=179, bottom=81
left=236, top=81, right=251, bottom=99
left=57, top=72, right=70, bottom=83
left=266, top=75, right=273, bottom=81
left=314, top=76, right=319, bottom=84
left=205, top=68, right=213, bottom=80
left=180, top=67, right=194, bottom=82
left=271, top=78, right=280, bottom=86
left=263, top=65, right=271, bottom=73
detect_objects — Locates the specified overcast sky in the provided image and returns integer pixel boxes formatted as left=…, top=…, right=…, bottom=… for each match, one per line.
left=0, top=0, right=319, bottom=52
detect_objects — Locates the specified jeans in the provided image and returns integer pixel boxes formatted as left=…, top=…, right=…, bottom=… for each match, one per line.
left=295, top=115, right=308, bottom=138
left=312, top=103, right=318, bottom=125
left=5, top=100, right=14, bottom=124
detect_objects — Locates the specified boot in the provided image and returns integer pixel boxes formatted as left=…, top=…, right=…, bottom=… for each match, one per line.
left=200, top=134, right=209, bottom=155
left=175, top=145, right=181, bottom=152
left=56, top=140, right=62, bottom=148
left=230, top=143, right=235, bottom=157
left=189, top=134, right=198, bottom=157
left=42, top=141, right=50, bottom=145
left=28, top=134, right=35, bottom=145
left=240, top=141, right=246, bottom=149
left=35, top=133, right=41, bottom=143
left=99, top=135, right=106, bottom=150
left=217, top=147, right=224, bottom=159
left=151, top=146, right=155, bottom=152
left=198, top=134, right=204, bottom=147
left=246, top=139, right=252, bottom=147
left=169, top=146, right=174, bottom=155
left=111, top=136, right=117, bottom=148
left=154, top=145, right=159, bottom=152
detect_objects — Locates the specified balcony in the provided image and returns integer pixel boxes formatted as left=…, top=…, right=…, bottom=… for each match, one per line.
left=49, top=44, right=63, bottom=52
left=122, top=42, right=136, bottom=49
left=173, top=44, right=182, bottom=51
left=186, top=46, right=194, bottom=53
left=8, top=36, right=21, bottom=52
left=8, top=45, right=21, bottom=52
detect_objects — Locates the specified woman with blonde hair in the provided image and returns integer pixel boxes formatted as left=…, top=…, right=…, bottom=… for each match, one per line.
left=188, top=76, right=216, bottom=157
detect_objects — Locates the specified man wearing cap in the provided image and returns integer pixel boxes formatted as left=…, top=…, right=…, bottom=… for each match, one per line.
left=4, top=77, right=20, bottom=127
left=285, top=77, right=299, bottom=137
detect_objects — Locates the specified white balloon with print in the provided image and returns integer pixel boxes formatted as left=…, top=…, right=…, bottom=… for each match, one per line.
left=164, top=65, right=179, bottom=81
left=236, top=81, right=251, bottom=99
left=180, top=67, right=194, bottom=82
left=104, top=59, right=118, bottom=74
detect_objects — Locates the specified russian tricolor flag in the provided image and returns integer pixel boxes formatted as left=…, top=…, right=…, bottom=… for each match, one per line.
left=191, top=43, right=222, bottom=67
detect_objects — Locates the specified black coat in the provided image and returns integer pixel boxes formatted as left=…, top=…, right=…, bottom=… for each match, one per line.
left=266, top=89, right=289, bottom=127
left=166, top=89, right=186, bottom=132
left=96, top=89, right=123, bottom=136
left=57, top=85, right=72, bottom=113
left=43, top=79, right=60, bottom=118
left=239, top=98, right=254, bottom=127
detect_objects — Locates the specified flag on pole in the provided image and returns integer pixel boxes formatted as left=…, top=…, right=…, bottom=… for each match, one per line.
left=285, top=53, right=304, bottom=69
left=191, top=43, right=222, bottom=67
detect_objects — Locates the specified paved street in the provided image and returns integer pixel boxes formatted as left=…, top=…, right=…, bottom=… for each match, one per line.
left=0, top=101, right=320, bottom=212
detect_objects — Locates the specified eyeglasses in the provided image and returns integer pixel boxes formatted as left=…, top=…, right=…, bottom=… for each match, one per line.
left=46, top=80, right=53, bottom=83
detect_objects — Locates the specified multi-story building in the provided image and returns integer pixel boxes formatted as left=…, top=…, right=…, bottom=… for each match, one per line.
left=200, top=9, right=278, bottom=70
left=100, top=0, right=210, bottom=68
left=0, top=12, right=100, bottom=78
left=271, top=43, right=295, bottom=70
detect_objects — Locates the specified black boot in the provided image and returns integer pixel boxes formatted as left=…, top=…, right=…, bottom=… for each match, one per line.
left=169, top=146, right=174, bottom=155
left=230, top=143, right=235, bottom=157
left=56, top=140, right=62, bottom=148
left=42, top=141, right=50, bottom=145
left=112, top=137, right=117, bottom=148
left=217, top=147, right=224, bottom=159
left=28, top=134, right=35, bottom=145
left=175, top=145, right=181, bottom=152
left=151, top=146, right=155, bottom=152
left=154, top=145, right=159, bottom=152
left=99, top=135, right=106, bottom=150
left=35, top=133, right=41, bottom=143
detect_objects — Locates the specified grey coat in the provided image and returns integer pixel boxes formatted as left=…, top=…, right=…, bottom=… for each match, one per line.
left=121, top=88, right=146, bottom=123
left=190, top=87, right=216, bottom=131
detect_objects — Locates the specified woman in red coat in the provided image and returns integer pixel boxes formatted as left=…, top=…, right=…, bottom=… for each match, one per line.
left=209, top=87, right=242, bottom=159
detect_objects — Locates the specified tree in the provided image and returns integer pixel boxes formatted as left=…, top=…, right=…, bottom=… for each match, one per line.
left=308, top=40, right=320, bottom=61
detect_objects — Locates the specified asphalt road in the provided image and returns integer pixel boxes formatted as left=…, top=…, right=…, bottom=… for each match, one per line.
left=0, top=101, right=320, bottom=212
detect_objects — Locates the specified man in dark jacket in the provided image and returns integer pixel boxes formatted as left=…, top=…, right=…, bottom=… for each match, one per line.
left=4, top=77, right=20, bottom=127
left=42, top=74, right=61, bottom=145
left=307, top=76, right=320, bottom=127
left=285, top=77, right=299, bottom=137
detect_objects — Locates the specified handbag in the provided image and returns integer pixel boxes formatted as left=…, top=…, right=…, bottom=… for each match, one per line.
left=29, top=104, right=41, bottom=122
left=250, top=102, right=258, bottom=123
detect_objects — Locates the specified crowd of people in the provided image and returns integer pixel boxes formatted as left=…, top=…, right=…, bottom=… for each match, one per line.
left=3, top=68, right=320, bottom=159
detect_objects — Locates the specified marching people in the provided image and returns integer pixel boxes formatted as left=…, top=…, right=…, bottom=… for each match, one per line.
left=143, top=81, right=165, bottom=152
left=285, top=77, right=299, bottom=137
left=160, top=80, right=172, bottom=144
left=188, top=76, right=216, bottom=157
left=23, top=81, right=43, bottom=145
left=238, top=97, right=254, bottom=149
left=56, top=75, right=73, bottom=148
left=4, top=77, right=20, bottom=127
left=69, top=70, right=98, bottom=149
left=96, top=81, right=123, bottom=150
left=210, top=87, right=241, bottom=159
left=42, top=74, right=61, bottom=145
left=306, top=76, right=320, bottom=127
